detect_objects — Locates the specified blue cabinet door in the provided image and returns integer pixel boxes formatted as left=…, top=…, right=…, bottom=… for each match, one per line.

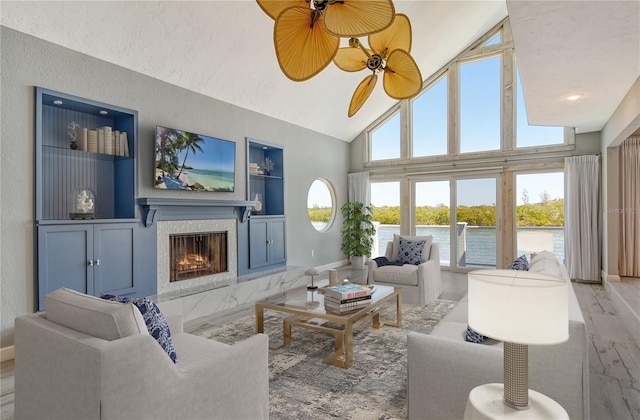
left=37, top=222, right=143, bottom=311
left=268, top=218, right=286, bottom=265
left=249, top=216, right=286, bottom=269
left=37, top=225, right=94, bottom=311
left=249, top=218, right=270, bottom=268
left=93, top=223, right=136, bottom=296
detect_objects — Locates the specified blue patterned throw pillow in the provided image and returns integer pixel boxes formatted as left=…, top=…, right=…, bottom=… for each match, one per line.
left=101, top=294, right=177, bottom=363
left=508, top=254, right=529, bottom=271
left=397, top=237, right=426, bottom=265
left=465, top=325, right=489, bottom=343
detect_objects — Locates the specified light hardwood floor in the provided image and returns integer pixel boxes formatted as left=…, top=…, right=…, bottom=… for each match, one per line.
left=1, top=273, right=638, bottom=420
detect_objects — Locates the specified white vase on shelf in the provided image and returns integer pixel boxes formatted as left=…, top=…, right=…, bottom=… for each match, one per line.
left=253, top=193, right=263, bottom=214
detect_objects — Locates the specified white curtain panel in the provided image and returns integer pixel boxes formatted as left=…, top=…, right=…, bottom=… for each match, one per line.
left=565, top=155, right=601, bottom=282
left=347, top=172, right=370, bottom=206
left=619, top=137, right=640, bottom=277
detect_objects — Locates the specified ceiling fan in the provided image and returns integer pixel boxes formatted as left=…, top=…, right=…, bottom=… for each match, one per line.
left=257, top=0, right=423, bottom=117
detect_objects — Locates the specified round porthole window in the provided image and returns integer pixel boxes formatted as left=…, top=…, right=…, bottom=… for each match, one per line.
left=307, top=178, right=336, bottom=232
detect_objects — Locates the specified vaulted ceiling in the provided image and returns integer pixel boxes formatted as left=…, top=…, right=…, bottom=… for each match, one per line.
left=1, top=1, right=638, bottom=142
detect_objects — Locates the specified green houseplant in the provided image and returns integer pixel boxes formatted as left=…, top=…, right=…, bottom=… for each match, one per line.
left=340, top=202, right=376, bottom=269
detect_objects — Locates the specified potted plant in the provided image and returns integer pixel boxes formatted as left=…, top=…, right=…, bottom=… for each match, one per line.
left=340, top=202, right=376, bottom=270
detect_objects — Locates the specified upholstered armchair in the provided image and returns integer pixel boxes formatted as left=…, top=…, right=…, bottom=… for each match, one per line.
left=14, top=288, right=269, bottom=420
left=367, top=234, right=442, bottom=306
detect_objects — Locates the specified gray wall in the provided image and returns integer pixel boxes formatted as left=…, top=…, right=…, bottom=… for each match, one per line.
left=0, top=27, right=349, bottom=346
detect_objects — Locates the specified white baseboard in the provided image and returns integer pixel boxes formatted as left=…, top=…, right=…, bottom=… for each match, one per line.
left=315, top=260, right=350, bottom=273
left=1, top=345, right=15, bottom=362
left=607, top=274, right=622, bottom=283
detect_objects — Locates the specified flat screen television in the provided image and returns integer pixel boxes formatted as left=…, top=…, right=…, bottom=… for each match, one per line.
left=154, top=126, right=235, bottom=192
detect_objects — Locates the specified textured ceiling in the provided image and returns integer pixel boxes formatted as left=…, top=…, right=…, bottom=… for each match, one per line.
left=1, top=1, right=638, bottom=141
left=507, top=0, right=640, bottom=135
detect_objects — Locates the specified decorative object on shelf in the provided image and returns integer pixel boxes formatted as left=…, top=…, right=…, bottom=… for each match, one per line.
left=305, top=267, right=320, bottom=290
left=70, top=187, right=96, bottom=219
left=256, top=1, right=421, bottom=117
left=340, top=202, right=376, bottom=270
left=67, top=121, right=80, bottom=150
left=467, top=269, right=568, bottom=412
left=262, top=157, right=275, bottom=176
left=253, top=193, right=263, bottom=214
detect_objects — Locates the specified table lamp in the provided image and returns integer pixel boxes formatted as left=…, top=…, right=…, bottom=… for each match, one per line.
left=467, top=269, right=568, bottom=415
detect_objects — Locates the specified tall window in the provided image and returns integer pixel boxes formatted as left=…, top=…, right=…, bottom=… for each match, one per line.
left=413, top=75, right=448, bottom=157
left=370, top=181, right=400, bottom=257
left=516, top=172, right=564, bottom=262
left=516, top=67, right=564, bottom=148
left=415, top=181, right=450, bottom=265
left=371, top=113, right=400, bottom=161
left=456, top=178, right=497, bottom=268
left=459, top=56, right=501, bottom=153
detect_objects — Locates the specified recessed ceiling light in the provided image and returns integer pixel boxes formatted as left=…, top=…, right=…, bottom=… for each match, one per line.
left=53, top=100, right=63, bottom=105
left=566, top=94, right=583, bottom=101
left=99, top=110, right=108, bottom=115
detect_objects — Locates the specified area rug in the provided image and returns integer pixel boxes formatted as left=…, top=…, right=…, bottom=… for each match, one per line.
left=190, top=299, right=456, bottom=419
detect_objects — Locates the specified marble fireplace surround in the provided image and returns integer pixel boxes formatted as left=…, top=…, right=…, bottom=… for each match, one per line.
left=138, top=198, right=308, bottom=323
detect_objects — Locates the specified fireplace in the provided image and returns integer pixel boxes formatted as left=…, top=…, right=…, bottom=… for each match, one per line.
left=157, top=219, right=238, bottom=296
left=170, top=232, right=228, bottom=282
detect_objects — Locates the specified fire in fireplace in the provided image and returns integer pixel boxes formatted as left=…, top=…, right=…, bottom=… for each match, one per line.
left=169, top=232, right=228, bottom=282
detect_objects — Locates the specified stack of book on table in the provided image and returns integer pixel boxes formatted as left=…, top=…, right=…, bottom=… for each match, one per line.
left=324, top=284, right=372, bottom=315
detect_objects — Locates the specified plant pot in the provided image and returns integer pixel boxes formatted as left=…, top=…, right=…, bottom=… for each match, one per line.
left=351, top=255, right=366, bottom=270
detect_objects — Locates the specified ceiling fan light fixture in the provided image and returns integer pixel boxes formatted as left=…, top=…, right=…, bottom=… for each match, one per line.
left=369, top=13, right=412, bottom=55
left=274, top=5, right=339, bottom=81
left=349, top=74, right=378, bottom=117
left=383, top=49, right=423, bottom=99
left=322, top=0, right=395, bottom=37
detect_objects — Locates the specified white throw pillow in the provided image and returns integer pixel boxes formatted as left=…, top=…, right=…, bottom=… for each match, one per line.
left=529, top=251, right=566, bottom=279
left=391, top=234, right=433, bottom=263
left=45, top=288, right=148, bottom=341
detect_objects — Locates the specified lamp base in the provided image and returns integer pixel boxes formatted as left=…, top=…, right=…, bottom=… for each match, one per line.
left=464, top=383, right=568, bottom=420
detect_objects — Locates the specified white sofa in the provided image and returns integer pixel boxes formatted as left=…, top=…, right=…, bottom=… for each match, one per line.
left=14, top=288, right=269, bottom=420
left=367, top=235, right=442, bottom=306
left=407, top=251, right=590, bottom=419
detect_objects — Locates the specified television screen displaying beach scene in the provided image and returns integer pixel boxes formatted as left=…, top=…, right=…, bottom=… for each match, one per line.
left=154, top=126, right=235, bottom=192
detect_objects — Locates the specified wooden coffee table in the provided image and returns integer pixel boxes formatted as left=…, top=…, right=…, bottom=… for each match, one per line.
left=255, top=284, right=401, bottom=368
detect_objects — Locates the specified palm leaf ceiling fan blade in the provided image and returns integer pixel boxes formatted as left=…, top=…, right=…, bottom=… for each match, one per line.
left=369, top=13, right=412, bottom=55
left=274, top=6, right=340, bottom=81
left=323, top=0, right=395, bottom=37
left=334, top=47, right=370, bottom=72
left=349, top=74, right=378, bottom=117
left=256, top=0, right=304, bottom=20
left=383, top=49, right=423, bottom=99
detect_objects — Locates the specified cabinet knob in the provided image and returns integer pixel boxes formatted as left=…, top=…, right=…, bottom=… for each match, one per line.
left=95, top=259, right=100, bottom=266
left=88, top=260, right=93, bottom=266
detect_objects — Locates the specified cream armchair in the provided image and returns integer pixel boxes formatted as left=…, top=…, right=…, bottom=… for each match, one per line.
left=367, top=235, right=442, bottom=306
left=14, top=288, right=269, bottom=420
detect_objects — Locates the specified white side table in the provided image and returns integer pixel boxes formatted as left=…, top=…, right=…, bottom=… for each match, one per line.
left=464, top=383, right=569, bottom=420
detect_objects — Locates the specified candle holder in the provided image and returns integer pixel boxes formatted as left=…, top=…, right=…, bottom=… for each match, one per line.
left=305, top=267, right=319, bottom=290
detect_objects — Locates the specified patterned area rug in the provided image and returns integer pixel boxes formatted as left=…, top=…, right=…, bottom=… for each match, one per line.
left=190, top=299, right=456, bottom=419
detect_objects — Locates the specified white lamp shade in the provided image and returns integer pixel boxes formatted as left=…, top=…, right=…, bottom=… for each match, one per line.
left=468, top=269, right=569, bottom=345
left=517, top=231, right=554, bottom=253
